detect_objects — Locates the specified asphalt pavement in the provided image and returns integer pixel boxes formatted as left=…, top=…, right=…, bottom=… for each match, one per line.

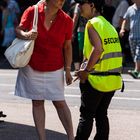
left=0, top=55, right=140, bottom=140
left=0, top=101, right=140, bottom=140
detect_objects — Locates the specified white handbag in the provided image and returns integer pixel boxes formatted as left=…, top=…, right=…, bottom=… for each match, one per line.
left=4, top=5, right=38, bottom=68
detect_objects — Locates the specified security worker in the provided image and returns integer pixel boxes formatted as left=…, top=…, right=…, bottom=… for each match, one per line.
left=74, top=0, right=123, bottom=140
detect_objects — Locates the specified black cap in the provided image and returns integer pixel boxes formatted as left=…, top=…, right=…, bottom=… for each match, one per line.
left=75, top=0, right=105, bottom=13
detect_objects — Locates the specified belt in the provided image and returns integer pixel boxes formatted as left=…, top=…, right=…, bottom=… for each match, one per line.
left=90, top=72, right=121, bottom=76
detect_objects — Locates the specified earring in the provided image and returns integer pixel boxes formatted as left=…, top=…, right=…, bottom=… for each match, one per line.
left=44, top=5, right=47, bottom=11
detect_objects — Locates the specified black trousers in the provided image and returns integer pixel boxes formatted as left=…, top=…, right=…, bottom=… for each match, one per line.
left=75, top=81, right=115, bottom=140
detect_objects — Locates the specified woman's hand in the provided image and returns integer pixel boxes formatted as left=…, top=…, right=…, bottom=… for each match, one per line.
left=16, top=26, right=38, bottom=40
left=24, top=30, right=38, bottom=40
left=65, top=70, right=73, bottom=85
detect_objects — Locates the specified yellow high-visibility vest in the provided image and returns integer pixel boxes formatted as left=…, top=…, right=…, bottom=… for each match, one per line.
left=84, top=16, right=123, bottom=92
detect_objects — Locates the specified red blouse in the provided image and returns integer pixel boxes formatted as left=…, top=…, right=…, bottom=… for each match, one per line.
left=19, top=2, right=73, bottom=71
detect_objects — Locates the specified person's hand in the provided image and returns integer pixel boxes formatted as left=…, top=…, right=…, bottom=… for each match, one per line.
left=24, top=29, right=38, bottom=40
left=75, top=69, right=89, bottom=83
left=119, top=29, right=125, bottom=38
left=65, top=70, right=73, bottom=85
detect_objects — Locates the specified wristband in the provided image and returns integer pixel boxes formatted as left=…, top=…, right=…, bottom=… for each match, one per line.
left=66, top=66, right=71, bottom=69
left=84, top=68, right=90, bottom=73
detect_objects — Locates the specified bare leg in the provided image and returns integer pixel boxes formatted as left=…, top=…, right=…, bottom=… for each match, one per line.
left=135, top=61, right=140, bottom=72
left=53, top=100, right=74, bottom=140
left=32, top=100, right=46, bottom=140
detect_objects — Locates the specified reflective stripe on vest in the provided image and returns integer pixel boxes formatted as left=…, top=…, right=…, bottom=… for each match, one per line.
left=99, top=52, right=122, bottom=61
left=84, top=16, right=123, bottom=92
left=95, top=52, right=123, bottom=73
left=92, top=66, right=122, bottom=73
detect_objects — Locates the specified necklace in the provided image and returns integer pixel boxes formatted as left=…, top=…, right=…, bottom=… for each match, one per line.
left=44, top=6, right=56, bottom=24
left=50, top=20, right=53, bottom=23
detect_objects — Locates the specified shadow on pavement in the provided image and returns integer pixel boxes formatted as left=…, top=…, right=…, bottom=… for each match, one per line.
left=0, top=121, right=67, bottom=140
left=0, top=55, right=15, bottom=69
left=0, top=54, right=12, bottom=69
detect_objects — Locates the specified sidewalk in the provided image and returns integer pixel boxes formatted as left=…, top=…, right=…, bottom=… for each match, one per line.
left=0, top=101, right=140, bottom=140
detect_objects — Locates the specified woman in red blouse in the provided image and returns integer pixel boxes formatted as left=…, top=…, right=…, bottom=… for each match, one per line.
left=15, top=0, right=74, bottom=140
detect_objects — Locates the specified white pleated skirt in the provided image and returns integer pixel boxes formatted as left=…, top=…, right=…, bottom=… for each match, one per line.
left=15, top=65, right=65, bottom=101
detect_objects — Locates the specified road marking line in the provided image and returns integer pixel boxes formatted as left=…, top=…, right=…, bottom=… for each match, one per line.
left=8, top=92, right=140, bottom=101
left=9, top=92, right=14, bottom=94
left=124, top=89, right=140, bottom=92
left=0, top=73, right=17, bottom=76
left=124, top=79, right=140, bottom=82
left=65, top=94, right=80, bottom=98
left=0, top=73, right=140, bottom=82
left=65, top=86, right=140, bottom=92
left=65, top=94, right=140, bottom=101
left=1, top=84, right=140, bottom=93
left=113, top=97, right=140, bottom=101
left=0, top=84, right=15, bottom=87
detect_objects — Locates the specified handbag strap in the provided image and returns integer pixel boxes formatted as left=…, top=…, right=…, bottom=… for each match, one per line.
left=32, top=5, right=38, bottom=32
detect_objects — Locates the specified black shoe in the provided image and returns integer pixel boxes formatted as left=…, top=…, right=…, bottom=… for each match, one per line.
left=0, top=111, right=7, bottom=118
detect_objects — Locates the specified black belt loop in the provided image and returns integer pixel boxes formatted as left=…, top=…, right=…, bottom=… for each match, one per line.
left=121, top=80, right=125, bottom=92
